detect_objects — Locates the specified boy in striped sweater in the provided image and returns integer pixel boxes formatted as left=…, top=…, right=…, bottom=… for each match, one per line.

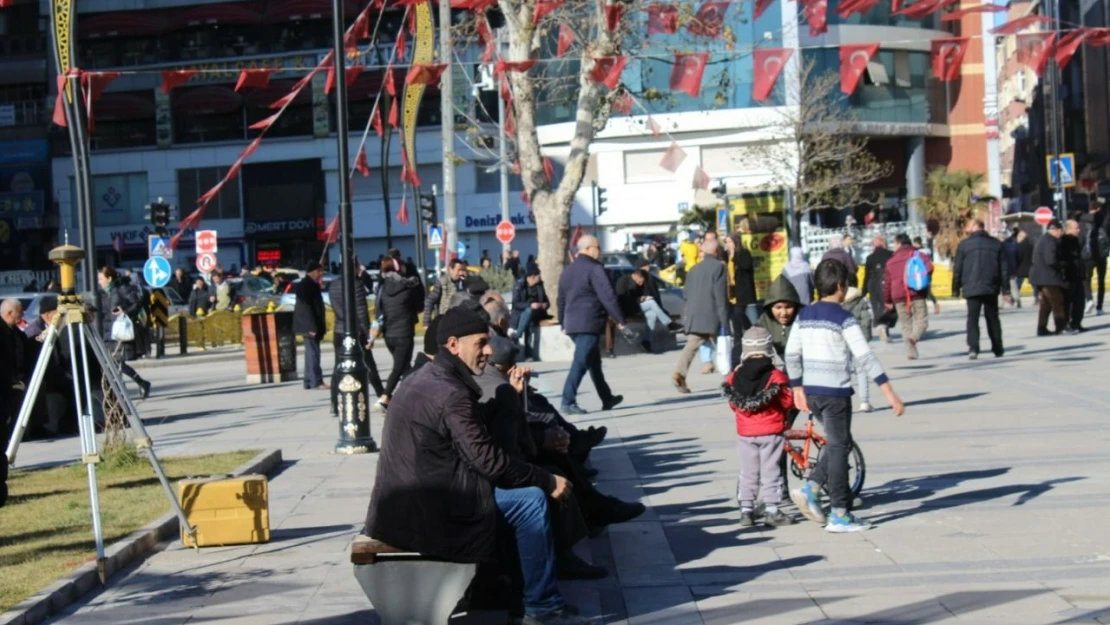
left=785, top=259, right=905, bottom=532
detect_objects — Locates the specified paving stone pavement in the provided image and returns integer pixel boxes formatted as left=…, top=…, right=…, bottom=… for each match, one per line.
left=15, top=305, right=1110, bottom=625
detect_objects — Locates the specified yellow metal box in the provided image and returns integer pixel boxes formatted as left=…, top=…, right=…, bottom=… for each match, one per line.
left=178, top=474, right=270, bottom=547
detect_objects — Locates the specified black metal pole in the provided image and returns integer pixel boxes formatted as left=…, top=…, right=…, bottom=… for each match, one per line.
left=332, top=3, right=377, bottom=454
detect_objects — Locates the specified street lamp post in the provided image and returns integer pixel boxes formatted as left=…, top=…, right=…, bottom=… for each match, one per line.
left=331, top=0, right=377, bottom=454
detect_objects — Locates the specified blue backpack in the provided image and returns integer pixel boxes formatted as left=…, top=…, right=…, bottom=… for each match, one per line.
left=905, top=252, right=930, bottom=292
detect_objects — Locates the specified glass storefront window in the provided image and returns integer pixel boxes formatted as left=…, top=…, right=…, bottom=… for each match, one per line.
left=802, top=48, right=939, bottom=125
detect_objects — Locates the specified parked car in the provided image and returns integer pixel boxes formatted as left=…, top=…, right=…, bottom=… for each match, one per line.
left=603, top=266, right=684, bottom=321
left=232, top=276, right=282, bottom=309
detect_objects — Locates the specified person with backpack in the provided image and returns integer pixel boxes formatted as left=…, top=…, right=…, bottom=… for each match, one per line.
left=883, top=233, right=933, bottom=360
left=97, top=266, right=152, bottom=398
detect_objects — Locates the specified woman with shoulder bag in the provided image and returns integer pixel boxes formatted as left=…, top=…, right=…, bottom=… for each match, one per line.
left=374, top=258, right=423, bottom=408
left=98, top=266, right=151, bottom=398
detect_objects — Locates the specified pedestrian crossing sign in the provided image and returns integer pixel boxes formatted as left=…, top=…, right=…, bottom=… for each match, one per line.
left=148, top=235, right=173, bottom=259
left=1047, top=153, right=1076, bottom=189
left=427, top=224, right=444, bottom=249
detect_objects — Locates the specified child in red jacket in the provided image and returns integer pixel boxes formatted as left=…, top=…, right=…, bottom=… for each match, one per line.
left=723, top=326, right=795, bottom=527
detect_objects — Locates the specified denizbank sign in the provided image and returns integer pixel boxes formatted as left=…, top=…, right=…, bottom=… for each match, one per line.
left=464, top=211, right=535, bottom=231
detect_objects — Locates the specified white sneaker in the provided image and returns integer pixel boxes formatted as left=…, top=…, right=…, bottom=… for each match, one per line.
left=858, top=402, right=872, bottom=413
left=1086, top=300, right=1096, bottom=314
left=507, top=328, right=518, bottom=339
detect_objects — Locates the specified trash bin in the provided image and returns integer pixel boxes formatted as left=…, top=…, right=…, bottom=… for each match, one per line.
left=242, top=311, right=298, bottom=383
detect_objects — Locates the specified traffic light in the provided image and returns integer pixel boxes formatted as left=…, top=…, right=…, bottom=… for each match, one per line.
left=593, top=183, right=608, bottom=216
left=709, top=181, right=727, bottom=198
left=146, top=199, right=172, bottom=235
left=418, top=192, right=437, bottom=223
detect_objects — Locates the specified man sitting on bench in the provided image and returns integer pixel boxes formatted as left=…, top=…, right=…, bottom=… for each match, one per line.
left=364, top=307, right=594, bottom=625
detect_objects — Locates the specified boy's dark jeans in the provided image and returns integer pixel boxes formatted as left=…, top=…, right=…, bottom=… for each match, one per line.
left=806, top=395, right=853, bottom=512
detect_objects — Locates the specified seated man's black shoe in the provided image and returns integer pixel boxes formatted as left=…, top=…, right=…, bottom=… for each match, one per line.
left=594, top=498, right=646, bottom=527
left=586, top=426, right=607, bottom=448
left=584, top=466, right=599, bottom=479
left=556, top=552, right=608, bottom=580
left=601, top=395, right=623, bottom=411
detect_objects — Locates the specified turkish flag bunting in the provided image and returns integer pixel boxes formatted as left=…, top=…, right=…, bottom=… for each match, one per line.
left=395, top=28, right=408, bottom=60
left=0, top=0, right=12, bottom=7
left=451, top=0, right=498, bottom=9
left=991, top=14, right=1053, bottom=35
left=893, top=0, right=954, bottom=18
left=1088, top=27, right=1110, bottom=45
left=1016, top=32, right=1056, bottom=76
left=349, top=12, right=370, bottom=42
left=249, top=112, right=281, bottom=130
left=82, top=71, right=120, bottom=133
left=401, top=157, right=422, bottom=187
left=688, top=1, right=729, bottom=37
left=505, top=104, right=516, bottom=135
left=500, top=78, right=512, bottom=107
left=648, top=116, right=661, bottom=137
left=371, top=104, right=384, bottom=136
left=161, top=70, right=198, bottom=94
left=544, top=157, right=555, bottom=183
left=659, top=142, right=687, bottom=173
left=385, top=65, right=397, bottom=96
left=557, top=24, right=576, bottom=57
left=325, top=65, right=363, bottom=94
left=52, top=75, right=68, bottom=128
left=235, top=69, right=273, bottom=92
left=612, top=90, right=634, bottom=115
left=647, top=5, right=678, bottom=33
left=931, top=37, right=968, bottom=81
left=495, top=59, right=537, bottom=74
left=589, top=56, right=628, bottom=90
left=240, top=136, right=263, bottom=161
left=168, top=206, right=206, bottom=250
left=322, top=215, right=340, bottom=244
left=802, top=0, right=828, bottom=36
left=355, top=148, right=371, bottom=177
left=837, top=0, right=880, bottom=18
left=940, top=4, right=1005, bottom=20
left=839, top=43, right=878, bottom=95
left=752, top=48, right=792, bottom=101
left=670, top=52, right=709, bottom=97
left=692, top=166, right=711, bottom=190
left=532, top=0, right=564, bottom=24
left=891, top=0, right=903, bottom=12
left=477, top=17, right=495, bottom=62
left=1055, top=28, right=1092, bottom=70
left=604, top=3, right=623, bottom=31
left=521, top=190, right=532, bottom=208
left=396, top=196, right=410, bottom=225
left=269, top=88, right=302, bottom=110
left=754, top=0, right=776, bottom=19
left=389, top=97, right=400, bottom=127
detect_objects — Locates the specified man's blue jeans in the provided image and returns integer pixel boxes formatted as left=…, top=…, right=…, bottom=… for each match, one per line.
left=515, top=308, right=541, bottom=359
left=495, top=487, right=563, bottom=616
left=561, top=333, right=614, bottom=408
left=639, top=299, right=672, bottom=330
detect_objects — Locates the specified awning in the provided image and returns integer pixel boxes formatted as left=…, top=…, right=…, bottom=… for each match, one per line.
left=173, top=86, right=243, bottom=115
left=93, top=92, right=155, bottom=121
left=263, top=0, right=358, bottom=23
left=79, top=12, right=167, bottom=39
left=243, top=81, right=310, bottom=107
left=171, top=4, right=264, bottom=29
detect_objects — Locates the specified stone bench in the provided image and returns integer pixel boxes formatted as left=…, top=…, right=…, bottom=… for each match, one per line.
left=351, top=535, right=476, bottom=625
left=538, top=320, right=678, bottom=362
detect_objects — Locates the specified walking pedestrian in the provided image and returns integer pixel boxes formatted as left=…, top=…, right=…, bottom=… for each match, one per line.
left=557, top=235, right=627, bottom=415
left=376, top=258, right=423, bottom=406
left=782, top=247, right=814, bottom=306
left=1001, top=229, right=1022, bottom=309
left=952, top=219, right=1008, bottom=359
left=1062, top=220, right=1086, bottom=332
left=673, top=236, right=730, bottom=394
left=293, top=262, right=327, bottom=390
left=821, top=234, right=857, bottom=275
left=422, top=259, right=469, bottom=324
left=862, top=236, right=894, bottom=341
left=168, top=267, right=192, bottom=303
left=912, top=237, right=942, bottom=315
left=328, top=264, right=385, bottom=414
left=97, top=267, right=152, bottom=398
left=1031, top=220, right=1070, bottom=335
left=883, top=234, right=933, bottom=360
left=1017, top=228, right=1035, bottom=304
left=1079, top=200, right=1109, bottom=314
left=724, top=234, right=760, bottom=333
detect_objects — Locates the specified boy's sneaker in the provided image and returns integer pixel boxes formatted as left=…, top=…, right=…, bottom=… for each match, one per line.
left=826, top=512, right=873, bottom=533
left=790, top=484, right=826, bottom=525
left=858, top=402, right=872, bottom=413
left=738, top=510, right=755, bottom=527
left=905, top=338, right=919, bottom=360
left=763, top=508, right=794, bottom=527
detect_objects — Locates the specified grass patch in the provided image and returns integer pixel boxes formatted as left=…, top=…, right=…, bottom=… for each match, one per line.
left=0, top=449, right=260, bottom=613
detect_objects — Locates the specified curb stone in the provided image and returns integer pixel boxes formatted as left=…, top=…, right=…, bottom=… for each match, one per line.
left=0, top=448, right=284, bottom=625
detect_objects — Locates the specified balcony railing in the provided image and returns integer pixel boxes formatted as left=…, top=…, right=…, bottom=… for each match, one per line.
left=0, top=100, right=47, bottom=128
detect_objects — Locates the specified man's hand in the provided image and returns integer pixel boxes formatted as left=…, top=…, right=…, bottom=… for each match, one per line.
left=531, top=302, right=542, bottom=309
left=551, top=474, right=572, bottom=500
left=793, top=387, right=809, bottom=414
left=508, top=366, right=532, bottom=393
left=308, top=331, right=316, bottom=338
left=884, top=303, right=893, bottom=311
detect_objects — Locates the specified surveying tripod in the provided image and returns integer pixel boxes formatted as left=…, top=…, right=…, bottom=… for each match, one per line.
left=4, top=243, right=194, bottom=582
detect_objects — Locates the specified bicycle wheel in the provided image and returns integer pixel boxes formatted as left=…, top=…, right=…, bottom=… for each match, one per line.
left=789, top=439, right=866, bottom=499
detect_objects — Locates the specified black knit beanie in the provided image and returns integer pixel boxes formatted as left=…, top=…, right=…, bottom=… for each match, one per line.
left=436, top=306, right=489, bottom=345
left=424, top=318, right=441, bottom=355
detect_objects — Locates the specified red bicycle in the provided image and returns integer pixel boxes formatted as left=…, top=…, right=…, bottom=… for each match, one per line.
left=783, top=413, right=866, bottom=497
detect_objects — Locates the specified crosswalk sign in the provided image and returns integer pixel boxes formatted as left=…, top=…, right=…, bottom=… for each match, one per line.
left=148, top=235, right=173, bottom=259
left=427, top=224, right=444, bottom=249
left=1047, top=153, right=1076, bottom=189
left=717, top=208, right=729, bottom=233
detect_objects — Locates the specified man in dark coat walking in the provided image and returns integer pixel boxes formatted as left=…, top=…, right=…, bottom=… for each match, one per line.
left=1001, top=229, right=1022, bottom=308
left=1030, top=220, right=1070, bottom=335
left=862, top=235, right=894, bottom=341
left=293, top=263, right=327, bottom=389
left=1016, top=228, right=1035, bottom=303
left=952, top=220, right=1009, bottom=359
left=673, top=236, right=729, bottom=394
left=557, top=235, right=627, bottom=415
left=364, top=308, right=591, bottom=625
left=1062, top=220, right=1087, bottom=331
left=1079, top=200, right=1109, bottom=313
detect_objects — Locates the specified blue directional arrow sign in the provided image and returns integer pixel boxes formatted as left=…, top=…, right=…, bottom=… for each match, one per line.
left=717, top=208, right=730, bottom=233
left=143, top=256, right=171, bottom=289
left=1047, top=153, right=1076, bottom=189
left=457, top=240, right=468, bottom=259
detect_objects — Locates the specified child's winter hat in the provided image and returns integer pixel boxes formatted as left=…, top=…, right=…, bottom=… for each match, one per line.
left=740, top=327, right=775, bottom=362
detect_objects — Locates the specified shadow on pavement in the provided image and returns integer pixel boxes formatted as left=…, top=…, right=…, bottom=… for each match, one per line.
left=902, top=392, right=989, bottom=408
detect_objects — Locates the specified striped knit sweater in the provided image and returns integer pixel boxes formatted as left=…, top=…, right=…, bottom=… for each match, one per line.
left=784, top=301, right=889, bottom=397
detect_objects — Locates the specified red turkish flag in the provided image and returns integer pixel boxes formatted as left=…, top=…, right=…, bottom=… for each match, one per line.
left=406, top=63, right=446, bottom=85
left=1088, top=27, right=1110, bottom=46
left=394, top=28, right=407, bottom=60
left=692, top=166, right=711, bottom=190
left=249, top=112, right=281, bottom=130
left=325, top=65, right=363, bottom=94
left=1017, top=32, right=1056, bottom=76
left=1056, top=28, right=1092, bottom=70
left=837, top=0, right=880, bottom=18
left=660, top=142, right=686, bottom=173
left=532, top=0, right=564, bottom=24
left=839, top=43, right=878, bottom=95
left=239, top=136, right=263, bottom=161
left=476, top=16, right=495, bottom=62
left=235, top=69, right=273, bottom=92
left=389, top=97, right=400, bottom=127
left=349, top=12, right=370, bottom=42
left=543, top=157, right=555, bottom=183
left=557, top=24, right=576, bottom=57
left=612, top=90, right=634, bottom=115
left=589, top=56, right=628, bottom=90
left=385, top=64, right=397, bottom=96
left=648, top=116, right=661, bottom=137
left=603, top=3, right=623, bottom=31
left=355, top=148, right=371, bottom=177
left=991, top=14, right=1052, bottom=34
left=505, top=104, right=516, bottom=135
left=82, top=71, right=120, bottom=133
left=371, top=104, right=384, bottom=136
left=754, top=0, right=776, bottom=19
left=322, top=215, right=340, bottom=244
left=168, top=206, right=206, bottom=250
left=752, top=48, right=792, bottom=101
left=269, top=87, right=304, bottom=109
left=647, top=4, right=678, bottom=34
left=396, top=196, right=410, bottom=225
left=160, top=70, right=198, bottom=94
left=688, top=1, right=729, bottom=37
left=670, top=52, right=709, bottom=97
left=930, top=37, right=968, bottom=81
left=495, top=59, right=537, bottom=74
left=940, top=3, right=1005, bottom=20
left=52, top=75, right=68, bottom=128
left=802, top=0, right=827, bottom=35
